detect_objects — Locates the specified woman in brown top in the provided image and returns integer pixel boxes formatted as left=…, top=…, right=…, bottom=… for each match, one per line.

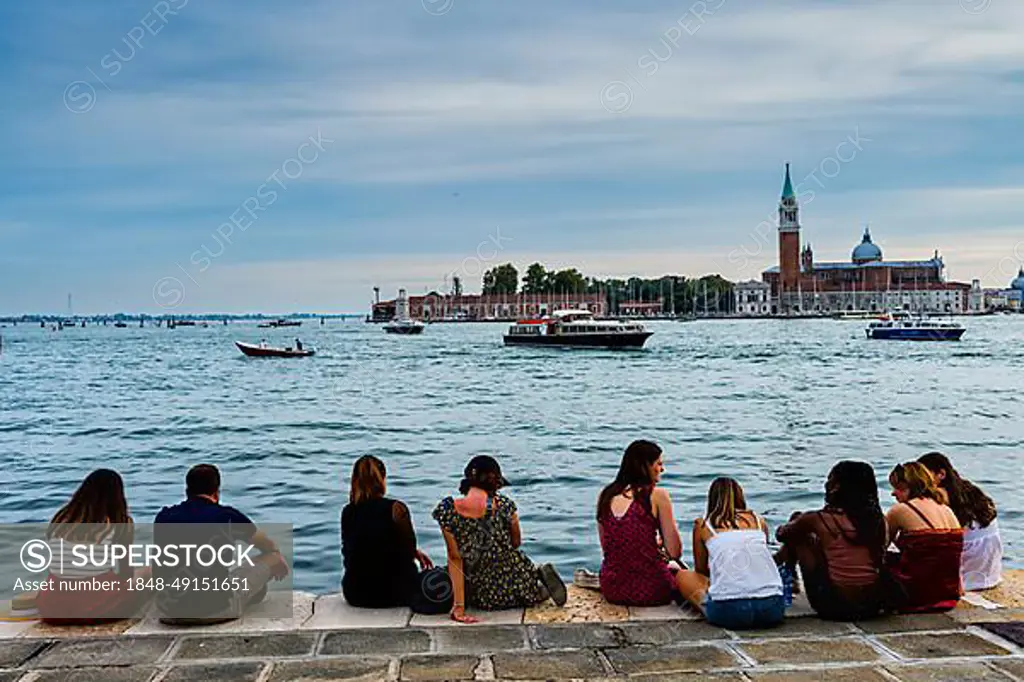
left=776, top=461, right=887, bottom=621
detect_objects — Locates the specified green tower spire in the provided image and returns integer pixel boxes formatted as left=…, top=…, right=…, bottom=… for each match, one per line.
left=781, top=163, right=795, bottom=200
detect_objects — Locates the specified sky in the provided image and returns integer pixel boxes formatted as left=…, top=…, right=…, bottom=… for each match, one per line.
left=2, top=0, right=1024, bottom=314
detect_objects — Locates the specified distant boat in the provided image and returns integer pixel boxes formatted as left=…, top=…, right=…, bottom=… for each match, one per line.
left=866, top=314, right=965, bottom=341
left=383, top=288, right=425, bottom=335
left=504, top=310, right=653, bottom=348
left=258, top=318, right=302, bottom=328
left=114, top=321, right=128, bottom=328
left=384, top=319, right=425, bottom=335
left=235, top=341, right=315, bottom=358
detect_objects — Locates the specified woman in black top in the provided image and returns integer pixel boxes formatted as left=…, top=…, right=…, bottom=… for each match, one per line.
left=341, top=455, right=437, bottom=608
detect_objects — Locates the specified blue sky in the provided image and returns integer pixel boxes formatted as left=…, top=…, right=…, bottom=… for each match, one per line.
left=2, top=0, right=1024, bottom=314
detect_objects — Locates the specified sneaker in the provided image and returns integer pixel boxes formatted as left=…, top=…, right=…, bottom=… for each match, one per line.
left=573, top=568, right=601, bottom=591
left=538, top=564, right=568, bottom=606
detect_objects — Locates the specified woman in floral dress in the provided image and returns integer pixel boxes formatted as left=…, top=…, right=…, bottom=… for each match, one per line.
left=433, top=455, right=567, bottom=623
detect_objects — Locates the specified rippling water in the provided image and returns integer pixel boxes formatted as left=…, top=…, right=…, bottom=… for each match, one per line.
left=1, top=318, right=1022, bottom=592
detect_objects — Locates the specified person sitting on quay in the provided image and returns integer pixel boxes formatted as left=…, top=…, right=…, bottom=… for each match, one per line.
left=885, top=461, right=964, bottom=613
left=433, top=455, right=567, bottom=623
left=676, top=477, right=786, bottom=630
left=154, top=464, right=289, bottom=625
left=341, top=455, right=451, bottom=614
left=775, top=461, right=887, bottom=621
left=919, top=452, right=1002, bottom=592
left=596, top=440, right=689, bottom=606
left=37, top=469, right=152, bottom=625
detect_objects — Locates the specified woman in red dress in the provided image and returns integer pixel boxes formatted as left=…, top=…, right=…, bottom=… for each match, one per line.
left=596, top=440, right=687, bottom=606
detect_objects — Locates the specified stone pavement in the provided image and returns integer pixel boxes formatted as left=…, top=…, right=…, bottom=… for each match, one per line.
left=1, top=611, right=1024, bottom=681
left=1, top=572, right=1023, bottom=681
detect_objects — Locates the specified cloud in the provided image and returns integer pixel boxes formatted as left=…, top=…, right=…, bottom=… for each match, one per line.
left=2, top=0, right=1024, bottom=312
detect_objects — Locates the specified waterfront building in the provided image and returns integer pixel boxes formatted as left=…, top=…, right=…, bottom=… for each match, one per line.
left=762, top=164, right=970, bottom=315
left=371, top=292, right=607, bottom=322
left=733, top=280, right=772, bottom=316
left=974, top=268, right=1024, bottom=312
left=617, top=300, right=663, bottom=317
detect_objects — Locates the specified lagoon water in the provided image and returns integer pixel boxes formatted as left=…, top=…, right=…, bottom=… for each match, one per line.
left=1, top=318, right=1022, bottom=592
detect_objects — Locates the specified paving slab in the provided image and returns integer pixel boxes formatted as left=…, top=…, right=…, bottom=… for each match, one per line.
left=524, top=585, right=628, bottom=624
left=605, top=644, right=738, bottom=675
left=29, top=636, right=175, bottom=668
left=302, top=594, right=411, bottom=630
left=991, top=659, right=1024, bottom=679
left=431, top=625, right=526, bottom=654
left=621, top=674, right=748, bottom=682
left=19, top=618, right=139, bottom=640
left=530, top=623, right=621, bottom=650
left=400, top=654, right=479, bottom=681
left=627, top=603, right=700, bottom=622
left=173, top=632, right=317, bottom=660
left=125, top=591, right=314, bottom=635
left=30, top=667, right=158, bottom=681
left=733, top=617, right=856, bottom=639
left=0, top=672, right=21, bottom=682
left=268, top=658, right=392, bottom=681
left=409, top=608, right=523, bottom=628
left=856, top=613, right=963, bottom=634
left=0, top=621, right=36, bottom=639
left=952, top=608, right=1024, bottom=624
left=319, top=628, right=430, bottom=656
left=976, top=571, right=1024, bottom=609
left=980, top=622, right=1024, bottom=647
left=160, top=662, right=268, bottom=682
left=785, top=591, right=817, bottom=618
left=748, top=668, right=891, bottom=682
left=0, top=640, right=47, bottom=667
left=877, top=632, right=1012, bottom=659
left=739, top=636, right=883, bottom=666
left=617, top=620, right=730, bottom=645
left=885, top=662, right=1012, bottom=681
left=490, top=649, right=606, bottom=679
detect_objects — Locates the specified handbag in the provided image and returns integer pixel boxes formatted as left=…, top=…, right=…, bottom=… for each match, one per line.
left=411, top=567, right=454, bottom=615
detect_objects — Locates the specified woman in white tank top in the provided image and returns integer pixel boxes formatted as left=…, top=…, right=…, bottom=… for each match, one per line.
left=676, top=478, right=785, bottom=630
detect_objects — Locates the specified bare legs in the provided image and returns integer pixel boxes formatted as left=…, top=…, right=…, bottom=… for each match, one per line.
left=674, top=570, right=709, bottom=611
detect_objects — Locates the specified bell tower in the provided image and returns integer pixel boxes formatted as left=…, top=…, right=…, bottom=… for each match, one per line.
left=778, top=163, right=801, bottom=310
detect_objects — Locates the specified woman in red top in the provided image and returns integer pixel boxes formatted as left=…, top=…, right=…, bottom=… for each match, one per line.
left=885, top=462, right=963, bottom=613
left=596, top=440, right=687, bottom=606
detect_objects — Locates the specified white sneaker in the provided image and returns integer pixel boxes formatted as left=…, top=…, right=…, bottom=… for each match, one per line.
left=573, top=568, right=601, bottom=591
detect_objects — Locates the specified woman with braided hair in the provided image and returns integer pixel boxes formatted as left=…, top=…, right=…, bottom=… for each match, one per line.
left=776, top=461, right=887, bottom=621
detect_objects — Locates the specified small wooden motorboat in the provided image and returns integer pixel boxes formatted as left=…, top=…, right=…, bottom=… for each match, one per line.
left=235, top=341, right=315, bottom=358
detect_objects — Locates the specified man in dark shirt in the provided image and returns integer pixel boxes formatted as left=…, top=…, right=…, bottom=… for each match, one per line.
left=154, top=464, right=289, bottom=624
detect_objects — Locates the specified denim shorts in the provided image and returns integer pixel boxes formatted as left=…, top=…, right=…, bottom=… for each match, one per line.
left=704, top=594, right=786, bottom=630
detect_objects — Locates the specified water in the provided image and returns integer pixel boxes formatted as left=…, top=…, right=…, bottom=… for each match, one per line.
left=1, top=318, right=1022, bottom=592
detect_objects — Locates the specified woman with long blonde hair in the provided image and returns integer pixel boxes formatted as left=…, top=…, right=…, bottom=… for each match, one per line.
left=676, top=477, right=785, bottom=629
left=341, top=456, right=441, bottom=610
left=885, top=462, right=963, bottom=612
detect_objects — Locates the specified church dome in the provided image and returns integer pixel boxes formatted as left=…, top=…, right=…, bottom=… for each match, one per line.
left=1011, top=267, right=1024, bottom=291
left=852, top=227, right=882, bottom=263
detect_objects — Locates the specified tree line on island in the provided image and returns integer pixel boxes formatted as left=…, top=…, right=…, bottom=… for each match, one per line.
left=472, top=262, right=734, bottom=316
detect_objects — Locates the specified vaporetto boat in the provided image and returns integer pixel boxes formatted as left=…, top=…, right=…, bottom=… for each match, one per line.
left=503, top=309, right=653, bottom=348
left=865, top=313, right=965, bottom=341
